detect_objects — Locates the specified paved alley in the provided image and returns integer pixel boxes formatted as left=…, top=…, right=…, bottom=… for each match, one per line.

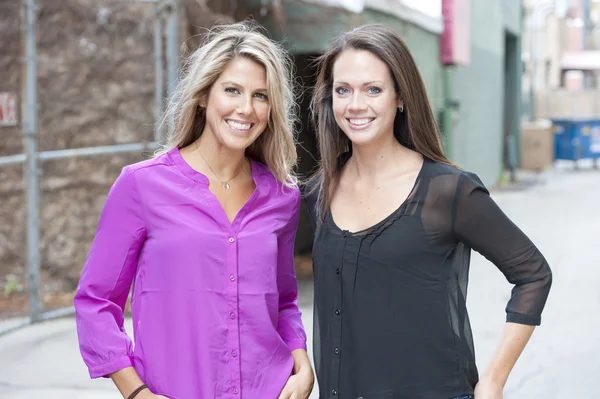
left=0, top=164, right=598, bottom=399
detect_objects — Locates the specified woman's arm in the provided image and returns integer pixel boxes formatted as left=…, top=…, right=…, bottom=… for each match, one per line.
left=451, top=172, right=552, bottom=395
left=275, top=348, right=314, bottom=399
left=474, top=323, right=535, bottom=398
left=110, top=367, right=167, bottom=398
left=74, top=166, right=156, bottom=397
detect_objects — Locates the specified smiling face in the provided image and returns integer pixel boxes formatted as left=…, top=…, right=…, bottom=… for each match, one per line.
left=331, top=49, right=402, bottom=147
left=202, top=56, right=270, bottom=152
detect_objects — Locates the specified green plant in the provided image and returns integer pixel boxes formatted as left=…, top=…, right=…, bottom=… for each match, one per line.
left=3, top=274, right=23, bottom=297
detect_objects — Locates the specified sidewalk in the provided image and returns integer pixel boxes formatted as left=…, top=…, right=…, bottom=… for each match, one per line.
left=0, top=282, right=315, bottom=399
left=1, top=164, right=599, bottom=398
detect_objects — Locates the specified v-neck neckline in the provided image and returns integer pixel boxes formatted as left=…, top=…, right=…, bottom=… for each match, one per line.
left=169, top=146, right=261, bottom=229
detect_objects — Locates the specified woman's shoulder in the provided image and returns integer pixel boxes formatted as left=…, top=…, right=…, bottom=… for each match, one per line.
left=99, top=152, right=176, bottom=205
left=125, top=149, right=173, bottom=175
left=423, top=159, right=488, bottom=197
left=109, top=151, right=170, bottom=187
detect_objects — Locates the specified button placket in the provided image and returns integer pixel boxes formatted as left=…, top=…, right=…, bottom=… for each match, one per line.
left=328, top=232, right=347, bottom=398
left=226, top=232, right=241, bottom=397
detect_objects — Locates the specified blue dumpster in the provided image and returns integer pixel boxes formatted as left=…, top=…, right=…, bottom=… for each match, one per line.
left=551, top=118, right=600, bottom=167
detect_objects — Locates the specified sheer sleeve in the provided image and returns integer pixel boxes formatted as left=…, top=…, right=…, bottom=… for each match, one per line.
left=452, top=172, right=552, bottom=325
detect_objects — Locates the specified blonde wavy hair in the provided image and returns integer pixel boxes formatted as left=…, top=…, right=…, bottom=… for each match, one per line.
left=156, top=21, right=298, bottom=186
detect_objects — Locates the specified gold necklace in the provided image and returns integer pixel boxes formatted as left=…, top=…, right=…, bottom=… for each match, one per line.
left=195, top=144, right=246, bottom=190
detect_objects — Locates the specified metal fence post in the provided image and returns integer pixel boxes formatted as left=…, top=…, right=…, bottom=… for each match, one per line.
left=154, top=3, right=164, bottom=143
left=0, top=0, right=173, bottom=337
left=165, top=0, right=179, bottom=137
left=23, top=0, right=41, bottom=323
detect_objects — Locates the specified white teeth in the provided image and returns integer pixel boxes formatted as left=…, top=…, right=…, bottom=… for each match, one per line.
left=348, top=118, right=373, bottom=126
left=227, top=120, right=252, bottom=130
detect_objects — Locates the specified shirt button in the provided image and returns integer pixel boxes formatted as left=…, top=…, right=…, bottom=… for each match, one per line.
left=331, top=389, right=338, bottom=395
left=229, top=275, right=236, bottom=282
left=334, top=347, right=340, bottom=355
left=230, top=312, right=236, bottom=319
left=336, top=268, right=340, bottom=275
left=233, top=388, right=239, bottom=394
left=335, top=309, right=341, bottom=316
left=231, top=350, right=237, bottom=357
left=228, top=237, right=235, bottom=243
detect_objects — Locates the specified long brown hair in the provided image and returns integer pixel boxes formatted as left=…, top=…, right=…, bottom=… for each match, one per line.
left=308, top=24, right=451, bottom=221
left=156, top=21, right=298, bottom=186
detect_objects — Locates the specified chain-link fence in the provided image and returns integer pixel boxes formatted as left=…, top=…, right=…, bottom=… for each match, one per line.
left=0, top=0, right=181, bottom=336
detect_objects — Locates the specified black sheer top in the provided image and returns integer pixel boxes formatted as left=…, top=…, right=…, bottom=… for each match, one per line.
left=304, top=157, right=552, bottom=399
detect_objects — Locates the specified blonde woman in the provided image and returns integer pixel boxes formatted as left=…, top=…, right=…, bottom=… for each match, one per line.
left=74, top=22, right=313, bottom=399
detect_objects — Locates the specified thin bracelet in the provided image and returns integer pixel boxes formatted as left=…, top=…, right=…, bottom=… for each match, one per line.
left=127, top=384, right=148, bottom=399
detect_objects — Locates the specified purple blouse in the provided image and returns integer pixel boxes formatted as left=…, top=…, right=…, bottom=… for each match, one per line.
left=74, top=147, right=307, bottom=399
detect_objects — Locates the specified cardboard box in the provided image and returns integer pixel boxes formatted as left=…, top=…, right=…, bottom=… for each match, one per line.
left=520, top=120, right=555, bottom=171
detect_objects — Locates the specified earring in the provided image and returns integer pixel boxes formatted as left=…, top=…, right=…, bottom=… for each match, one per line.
left=399, top=104, right=404, bottom=112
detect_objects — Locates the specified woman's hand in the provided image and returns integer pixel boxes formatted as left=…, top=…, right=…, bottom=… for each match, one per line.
left=474, top=376, right=503, bottom=399
left=277, top=367, right=314, bottom=399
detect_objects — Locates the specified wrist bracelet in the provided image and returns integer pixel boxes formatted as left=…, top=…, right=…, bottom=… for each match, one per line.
left=127, top=384, right=148, bottom=399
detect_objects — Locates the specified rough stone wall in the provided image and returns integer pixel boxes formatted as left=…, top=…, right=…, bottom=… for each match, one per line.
left=0, top=0, right=237, bottom=306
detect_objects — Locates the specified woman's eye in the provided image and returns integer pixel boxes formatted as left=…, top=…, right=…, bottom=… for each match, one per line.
left=367, top=87, right=381, bottom=95
left=225, top=87, right=240, bottom=94
left=254, top=92, right=268, bottom=100
left=335, top=87, right=350, bottom=95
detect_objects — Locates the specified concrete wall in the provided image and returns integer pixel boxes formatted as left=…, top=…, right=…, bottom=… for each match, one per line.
left=451, top=0, right=523, bottom=186
left=503, top=0, right=522, bottom=35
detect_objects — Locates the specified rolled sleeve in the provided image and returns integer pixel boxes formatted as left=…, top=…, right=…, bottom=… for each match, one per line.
left=74, top=166, right=147, bottom=377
